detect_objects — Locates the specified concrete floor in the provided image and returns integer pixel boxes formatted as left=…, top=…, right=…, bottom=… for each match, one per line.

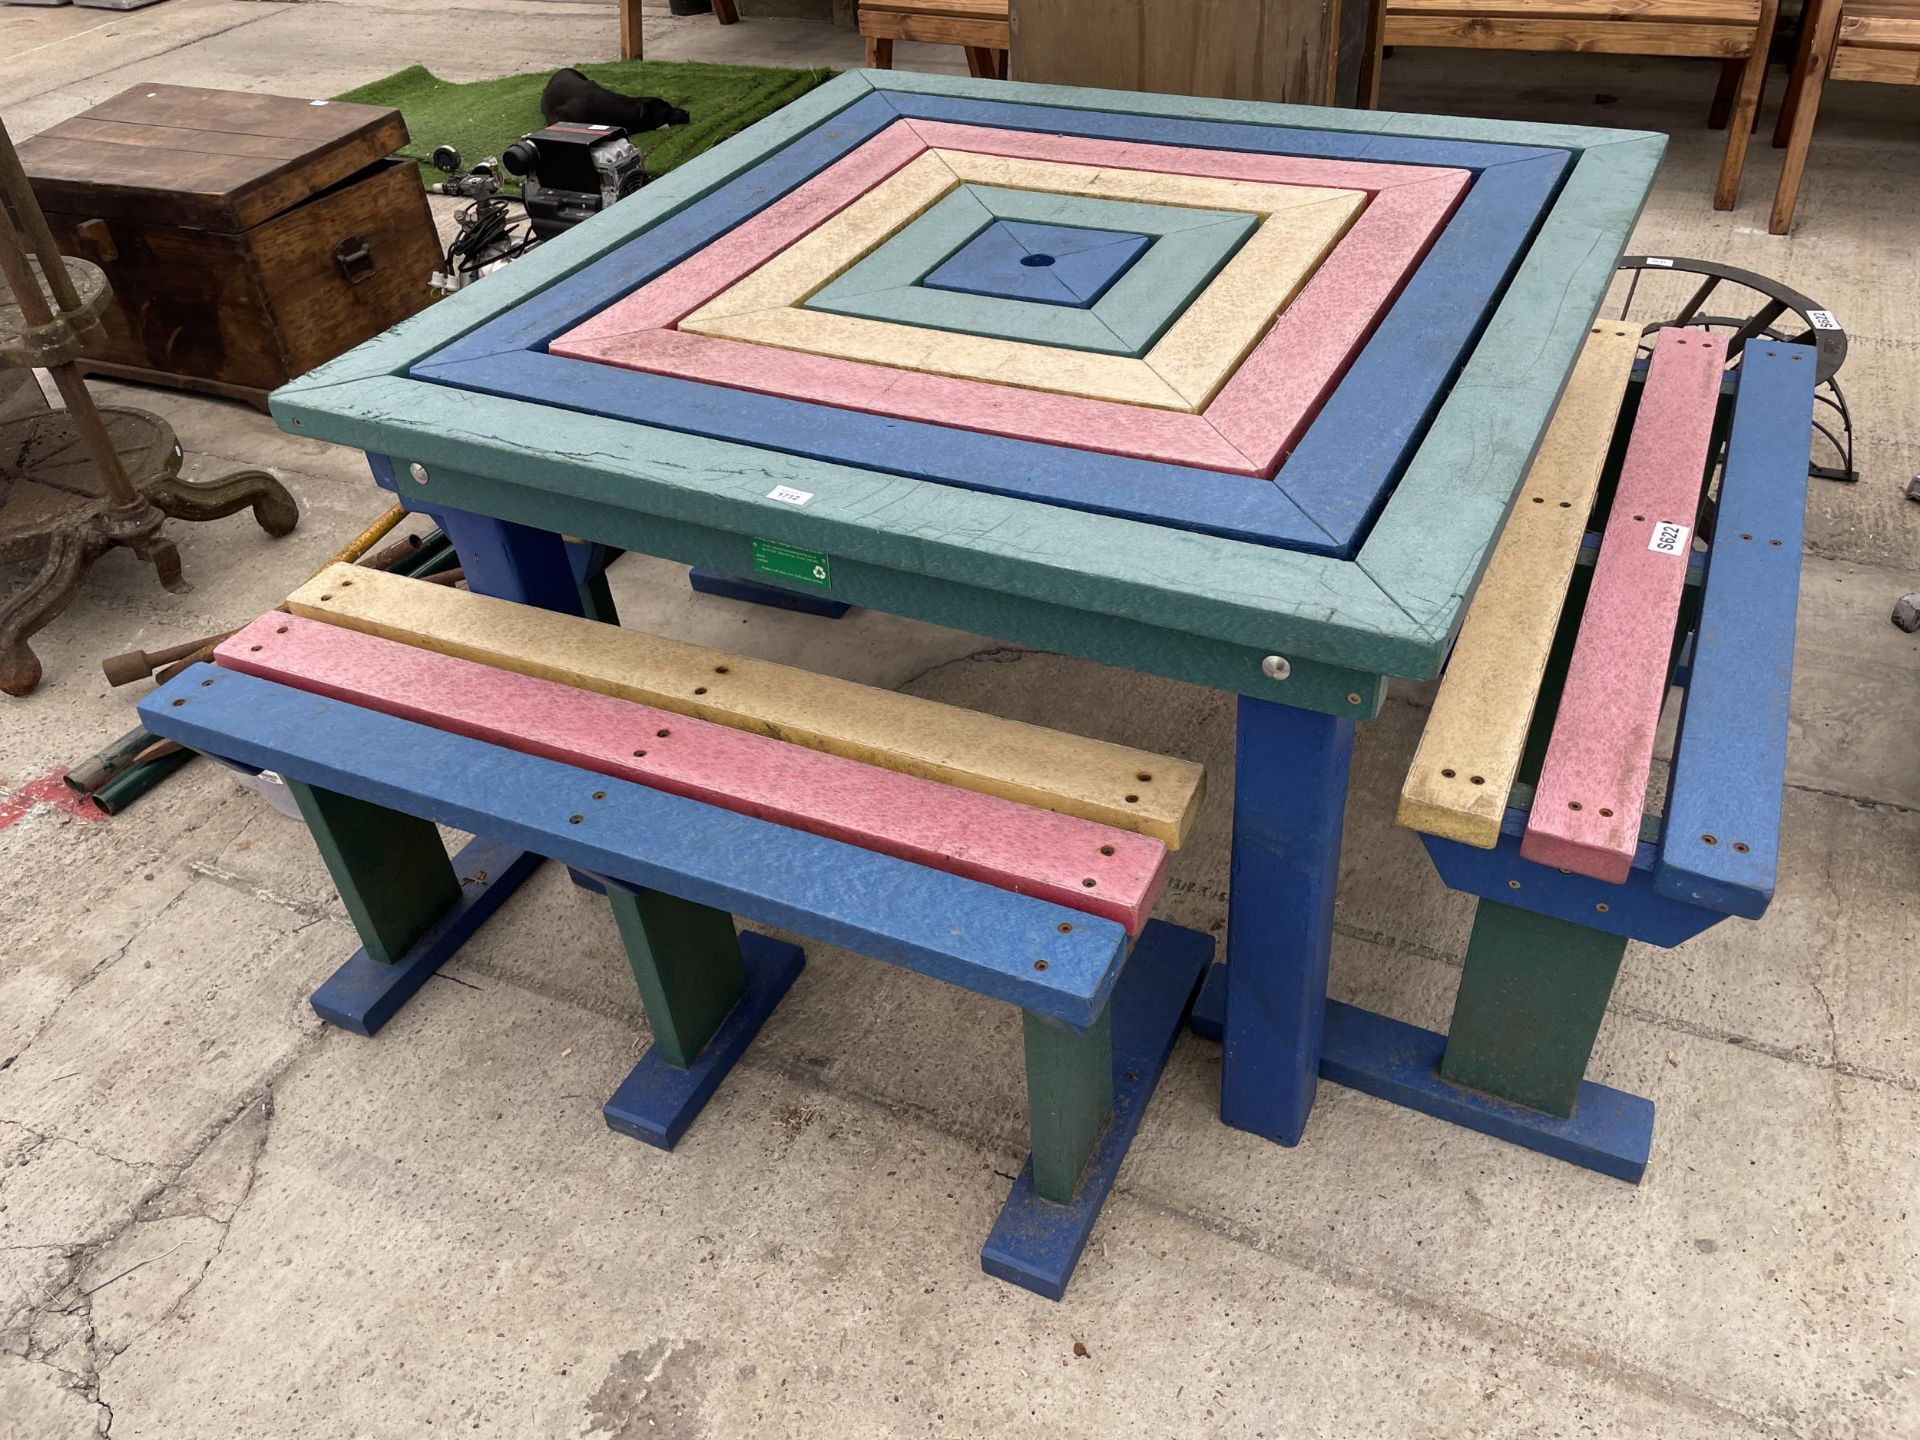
left=2, top=2, right=1917, bottom=1436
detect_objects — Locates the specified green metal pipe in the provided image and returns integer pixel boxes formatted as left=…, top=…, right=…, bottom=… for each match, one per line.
left=91, top=748, right=195, bottom=816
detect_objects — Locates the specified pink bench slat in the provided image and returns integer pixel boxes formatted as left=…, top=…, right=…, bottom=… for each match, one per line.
left=215, top=614, right=1169, bottom=931
left=1520, top=327, right=1728, bottom=883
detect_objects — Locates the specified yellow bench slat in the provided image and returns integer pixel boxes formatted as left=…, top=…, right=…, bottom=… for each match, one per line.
left=1396, top=323, right=1641, bottom=848
left=287, top=564, right=1206, bottom=846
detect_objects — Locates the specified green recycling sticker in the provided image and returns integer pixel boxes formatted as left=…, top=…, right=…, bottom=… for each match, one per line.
left=751, top=537, right=831, bottom=589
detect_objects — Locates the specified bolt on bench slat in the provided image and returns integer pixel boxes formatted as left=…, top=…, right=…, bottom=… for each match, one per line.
left=1655, top=343, right=1815, bottom=917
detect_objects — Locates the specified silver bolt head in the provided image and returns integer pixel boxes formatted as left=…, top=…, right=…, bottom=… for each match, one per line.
left=1261, top=655, right=1291, bottom=681
left=408, top=462, right=429, bottom=485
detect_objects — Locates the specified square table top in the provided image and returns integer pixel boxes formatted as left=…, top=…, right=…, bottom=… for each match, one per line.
left=272, top=70, right=1663, bottom=719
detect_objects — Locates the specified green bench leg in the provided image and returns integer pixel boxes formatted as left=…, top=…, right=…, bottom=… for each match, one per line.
left=1439, top=899, right=1630, bottom=1118
left=607, top=887, right=749, bottom=1068
left=1022, top=1006, right=1114, bottom=1204
left=288, top=780, right=463, bottom=964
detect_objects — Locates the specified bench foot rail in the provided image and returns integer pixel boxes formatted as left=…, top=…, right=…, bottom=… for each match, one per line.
left=603, top=930, right=806, bottom=1150
left=307, top=835, right=543, bottom=1037
left=982, top=919, right=1212, bottom=1300
left=1190, top=966, right=1652, bottom=1182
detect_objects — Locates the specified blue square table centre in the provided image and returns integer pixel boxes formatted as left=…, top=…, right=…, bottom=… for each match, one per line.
left=924, top=220, right=1153, bottom=306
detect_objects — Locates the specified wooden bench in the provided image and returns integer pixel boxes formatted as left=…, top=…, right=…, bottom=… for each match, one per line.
left=1357, top=0, right=1782, bottom=211
left=137, top=564, right=1210, bottom=1299
left=1770, top=0, right=1920, bottom=232
left=1386, top=321, right=1817, bottom=1179
left=860, top=0, right=1011, bottom=79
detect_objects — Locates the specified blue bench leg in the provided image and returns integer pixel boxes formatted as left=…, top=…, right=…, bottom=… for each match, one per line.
left=601, top=884, right=805, bottom=1150
left=981, top=919, right=1212, bottom=1300
left=1209, top=695, right=1355, bottom=1147
left=288, top=772, right=542, bottom=1036
left=688, top=569, right=852, bottom=619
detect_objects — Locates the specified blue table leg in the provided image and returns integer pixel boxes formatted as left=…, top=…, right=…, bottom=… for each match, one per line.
left=437, top=509, right=607, bottom=891
left=688, top=569, right=852, bottom=619
left=1216, top=695, right=1355, bottom=1146
left=438, top=508, right=587, bottom=616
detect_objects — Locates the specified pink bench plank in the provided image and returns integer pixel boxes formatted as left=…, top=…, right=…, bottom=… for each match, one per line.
left=553, top=120, right=1463, bottom=478
left=1520, top=328, right=1729, bottom=883
left=215, top=614, right=1169, bottom=931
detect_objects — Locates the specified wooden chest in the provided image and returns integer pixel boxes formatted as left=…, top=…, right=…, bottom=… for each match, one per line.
left=20, top=85, right=442, bottom=410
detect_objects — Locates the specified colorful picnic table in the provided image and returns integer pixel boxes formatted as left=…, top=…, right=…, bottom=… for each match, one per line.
left=271, top=70, right=1664, bottom=1152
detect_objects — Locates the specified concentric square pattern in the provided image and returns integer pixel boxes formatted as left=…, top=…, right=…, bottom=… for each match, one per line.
left=419, top=92, right=1586, bottom=556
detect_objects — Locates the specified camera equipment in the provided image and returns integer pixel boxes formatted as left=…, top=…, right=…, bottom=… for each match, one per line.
left=501, top=123, right=647, bottom=240
left=428, top=145, right=503, bottom=200
left=427, top=143, right=530, bottom=293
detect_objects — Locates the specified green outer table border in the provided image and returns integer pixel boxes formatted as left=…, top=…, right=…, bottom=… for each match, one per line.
left=274, top=70, right=1663, bottom=707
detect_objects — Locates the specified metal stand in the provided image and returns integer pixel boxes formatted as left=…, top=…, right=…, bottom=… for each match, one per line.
left=1614, top=255, right=1857, bottom=484
left=0, top=112, right=298, bottom=696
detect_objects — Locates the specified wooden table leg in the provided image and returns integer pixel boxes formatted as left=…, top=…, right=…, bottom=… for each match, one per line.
left=1771, top=0, right=1843, bottom=233
left=620, top=0, right=642, bottom=60
left=1713, top=0, right=1781, bottom=210
left=1218, top=694, right=1356, bottom=1147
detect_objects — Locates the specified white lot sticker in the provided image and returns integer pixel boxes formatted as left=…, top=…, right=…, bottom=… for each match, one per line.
left=1648, top=520, right=1691, bottom=556
left=1807, top=309, right=1841, bottom=330
left=1645, top=257, right=1675, bottom=267
left=767, top=485, right=815, bottom=506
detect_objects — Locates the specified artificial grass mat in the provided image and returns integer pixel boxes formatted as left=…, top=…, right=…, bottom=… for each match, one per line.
left=335, top=61, right=836, bottom=190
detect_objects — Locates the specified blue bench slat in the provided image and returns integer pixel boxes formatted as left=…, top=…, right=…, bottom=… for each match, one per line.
left=1654, top=344, right=1816, bottom=918
left=1421, top=805, right=1721, bottom=948
left=139, top=666, right=1129, bottom=1029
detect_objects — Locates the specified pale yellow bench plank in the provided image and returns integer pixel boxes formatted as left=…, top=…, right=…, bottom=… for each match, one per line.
left=288, top=564, right=1206, bottom=846
left=1396, top=323, right=1641, bottom=848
